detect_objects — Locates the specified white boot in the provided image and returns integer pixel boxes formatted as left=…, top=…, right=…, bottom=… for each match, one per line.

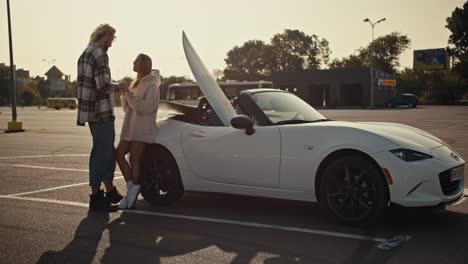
left=127, top=184, right=140, bottom=209
left=118, top=195, right=129, bottom=209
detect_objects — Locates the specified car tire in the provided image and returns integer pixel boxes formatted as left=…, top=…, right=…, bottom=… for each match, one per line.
left=387, top=103, right=392, bottom=108
left=319, top=155, right=388, bottom=226
left=140, top=145, right=184, bottom=206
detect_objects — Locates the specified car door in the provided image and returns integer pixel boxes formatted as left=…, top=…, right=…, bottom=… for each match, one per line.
left=181, top=125, right=281, bottom=188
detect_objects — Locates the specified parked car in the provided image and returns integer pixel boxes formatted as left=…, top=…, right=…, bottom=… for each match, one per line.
left=141, top=88, right=465, bottom=225
left=385, top=93, right=418, bottom=108
left=139, top=34, right=465, bottom=226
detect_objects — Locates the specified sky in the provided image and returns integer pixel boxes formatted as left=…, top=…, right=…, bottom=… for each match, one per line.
left=0, top=0, right=465, bottom=81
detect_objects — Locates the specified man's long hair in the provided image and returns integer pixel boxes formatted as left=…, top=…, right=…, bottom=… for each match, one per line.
left=89, top=24, right=116, bottom=44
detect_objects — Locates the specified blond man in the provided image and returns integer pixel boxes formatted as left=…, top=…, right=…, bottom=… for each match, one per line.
left=77, top=24, right=126, bottom=211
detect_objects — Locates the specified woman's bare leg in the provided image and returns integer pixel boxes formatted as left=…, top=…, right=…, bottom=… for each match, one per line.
left=116, top=140, right=131, bottom=182
left=129, top=142, right=146, bottom=184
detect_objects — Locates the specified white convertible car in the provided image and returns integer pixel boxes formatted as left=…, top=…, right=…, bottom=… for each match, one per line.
left=139, top=34, right=465, bottom=225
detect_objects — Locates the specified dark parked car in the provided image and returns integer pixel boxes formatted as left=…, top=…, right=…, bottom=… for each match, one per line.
left=385, top=93, right=418, bottom=108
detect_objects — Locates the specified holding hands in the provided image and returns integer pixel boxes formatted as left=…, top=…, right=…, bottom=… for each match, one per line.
left=119, top=81, right=129, bottom=95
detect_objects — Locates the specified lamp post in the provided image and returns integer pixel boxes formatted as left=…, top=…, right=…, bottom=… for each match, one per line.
left=363, top=17, right=386, bottom=109
left=42, top=59, right=56, bottom=67
left=6, top=0, right=23, bottom=132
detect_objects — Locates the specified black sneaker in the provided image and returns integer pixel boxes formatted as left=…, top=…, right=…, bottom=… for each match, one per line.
left=105, top=187, right=123, bottom=204
left=89, top=190, right=111, bottom=212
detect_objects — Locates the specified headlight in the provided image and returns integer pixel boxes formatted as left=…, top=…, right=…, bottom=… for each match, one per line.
left=390, top=149, right=432, bottom=162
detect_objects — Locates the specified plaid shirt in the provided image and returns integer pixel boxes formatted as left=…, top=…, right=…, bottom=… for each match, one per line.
left=76, top=43, right=119, bottom=126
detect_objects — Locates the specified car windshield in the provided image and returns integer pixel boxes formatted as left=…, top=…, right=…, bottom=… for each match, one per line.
left=251, top=91, right=327, bottom=124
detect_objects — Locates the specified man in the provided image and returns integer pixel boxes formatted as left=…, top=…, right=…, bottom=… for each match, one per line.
left=77, top=24, right=126, bottom=211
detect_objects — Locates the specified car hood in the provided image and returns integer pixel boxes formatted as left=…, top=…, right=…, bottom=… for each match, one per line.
left=318, top=121, right=445, bottom=152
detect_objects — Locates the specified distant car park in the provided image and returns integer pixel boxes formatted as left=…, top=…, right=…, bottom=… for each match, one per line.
left=385, top=94, right=418, bottom=108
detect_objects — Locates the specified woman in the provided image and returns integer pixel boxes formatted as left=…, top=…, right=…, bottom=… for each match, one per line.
left=116, top=53, right=161, bottom=209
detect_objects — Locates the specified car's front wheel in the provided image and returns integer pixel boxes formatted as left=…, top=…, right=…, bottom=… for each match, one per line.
left=320, top=155, right=388, bottom=225
left=140, top=145, right=184, bottom=206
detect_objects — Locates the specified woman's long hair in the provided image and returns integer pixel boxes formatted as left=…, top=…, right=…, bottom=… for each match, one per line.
left=133, top=54, right=153, bottom=88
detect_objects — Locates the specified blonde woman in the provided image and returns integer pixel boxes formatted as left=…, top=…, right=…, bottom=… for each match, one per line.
left=116, top=54, right=161, bottom=209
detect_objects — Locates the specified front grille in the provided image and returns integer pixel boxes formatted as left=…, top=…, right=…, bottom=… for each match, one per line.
left=439, top=166, right=464, bottom=196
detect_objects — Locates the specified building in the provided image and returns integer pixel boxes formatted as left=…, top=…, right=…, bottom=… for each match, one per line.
left=44, top=65, right=68, bottom=91
left=167, top=80, right=273, bottom=101
left=271, top=67, right=396, bottom=108
left=45, top=65, right=64, bottom=81
left=0, top=63, right=31, bottom=99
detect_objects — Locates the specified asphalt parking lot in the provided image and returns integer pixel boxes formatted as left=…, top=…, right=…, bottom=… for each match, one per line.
left=0, top=105, right=467, bottom=264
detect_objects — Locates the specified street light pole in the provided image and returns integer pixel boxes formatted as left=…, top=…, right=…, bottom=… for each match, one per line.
left=42, top=59, right=56, bottom=67
left=363, top=17, right=386, bottom=109
left=6, top=0, right=23, bottom=132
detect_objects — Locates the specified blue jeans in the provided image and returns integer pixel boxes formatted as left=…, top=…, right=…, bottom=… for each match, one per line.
left=88, top=117, right=116, bottom=188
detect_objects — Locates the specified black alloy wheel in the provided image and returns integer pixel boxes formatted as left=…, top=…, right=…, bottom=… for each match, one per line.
left=140, top=145, right=184, bottom=206
left=320, top=155, right=388, bottom=225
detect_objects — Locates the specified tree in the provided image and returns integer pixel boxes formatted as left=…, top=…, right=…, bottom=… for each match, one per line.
left=329, top=54, right=366, bottom=69
left=224, top=40, right=273, bottom=81
left=365, top=32, right=411, bottom=74
left=212, top=69, right=224, bottom=81
left=446, top=1, right=468, bottom=80
left=20, top=80, right=40, bottom=106
left=38, top=80, right=51, bottom=101
left=397, top=68, right=467, bottom=104
left=223, top=29, right=331, bottom=81
left=270, top=29, right=330, bottom=71
left=0, top=66, right=9, bottom=105
left=330, top=32, right=411, bottom=74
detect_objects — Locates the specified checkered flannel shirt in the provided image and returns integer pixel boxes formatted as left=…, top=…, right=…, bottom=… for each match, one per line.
left=76, top=43, right=119, bottom=126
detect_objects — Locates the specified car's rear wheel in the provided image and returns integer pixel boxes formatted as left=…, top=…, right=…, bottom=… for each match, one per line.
left=387, top=103, right=393, bottom=108
left=320, top=155, right=388, bottom=225
left=140, top=145, right=184, bottom=206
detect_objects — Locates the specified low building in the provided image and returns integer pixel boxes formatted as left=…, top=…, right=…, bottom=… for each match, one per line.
left=271, top=67, right=396, bottom=108
left=167, top=80, right=272, bottom=101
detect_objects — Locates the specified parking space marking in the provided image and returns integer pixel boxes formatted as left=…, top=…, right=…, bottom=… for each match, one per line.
left=0, top=163, right=123, bottom=197
left=0, top=163, right=91, bottom=172
left=0, top=163, right=123, bottom=176
left=0, top=154, right=89, bottom=160
left=0, top=195, right=396, bottom=246
left=3, top=176, right=124, bottom=197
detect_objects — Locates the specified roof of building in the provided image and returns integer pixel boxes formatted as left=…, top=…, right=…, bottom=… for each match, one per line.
left=45, top=66, right=64, bottom=76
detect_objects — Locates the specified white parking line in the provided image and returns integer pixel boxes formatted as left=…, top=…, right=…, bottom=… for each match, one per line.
left=0, top=154, right=89, bottom=160
left=0, top=163, right=91, bottom=172
left=2, top=177, right=124, bottom=197
left=0, top=163, right=123, bottom=176
left=0, top=195, right=400, bottom=247
left=0, top=163, right=123, bottom=197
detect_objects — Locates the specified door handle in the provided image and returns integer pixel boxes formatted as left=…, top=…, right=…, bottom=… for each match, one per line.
left=190, top=131, right=206, bottom=138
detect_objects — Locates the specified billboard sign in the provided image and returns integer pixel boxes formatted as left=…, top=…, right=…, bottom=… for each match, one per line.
left=413, top=48, right=449, bottom=70
left=378, top=79, right=396, bottom=86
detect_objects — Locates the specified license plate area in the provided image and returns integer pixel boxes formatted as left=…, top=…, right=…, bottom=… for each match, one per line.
left=450, top=166, right=464, bottom=182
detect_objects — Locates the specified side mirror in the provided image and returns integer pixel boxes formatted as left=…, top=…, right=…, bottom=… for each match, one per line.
left=230, top=115, right=255, bottom=135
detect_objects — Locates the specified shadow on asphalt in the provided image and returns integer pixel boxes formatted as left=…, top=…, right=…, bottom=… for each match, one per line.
left=37, top=212, right=110, bottom=264
left=35, top=196, right=468, bottom=264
